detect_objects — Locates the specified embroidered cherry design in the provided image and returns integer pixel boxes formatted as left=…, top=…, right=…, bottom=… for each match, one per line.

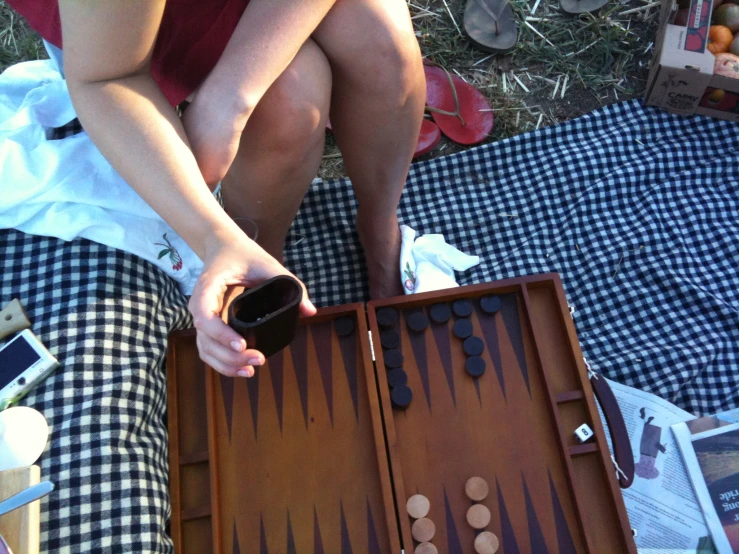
left=403, top=262, right=415, bottom=292
left=154, top=233, right=183, bottom=271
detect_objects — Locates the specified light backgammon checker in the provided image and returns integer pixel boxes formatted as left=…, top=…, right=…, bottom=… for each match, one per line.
left=167, top=273, right=636, bottom=553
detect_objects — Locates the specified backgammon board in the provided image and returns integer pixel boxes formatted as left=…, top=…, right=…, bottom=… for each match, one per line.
left=167, top=273, right=636, bottom=554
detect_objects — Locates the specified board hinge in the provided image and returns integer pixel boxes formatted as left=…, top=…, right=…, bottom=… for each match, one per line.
left=368, top=330, right=375, bottom=361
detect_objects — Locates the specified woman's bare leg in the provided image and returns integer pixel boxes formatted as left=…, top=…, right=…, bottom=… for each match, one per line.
left=312, top=0, right=425, bottom=298
left=221, top=40, right=332, bottom=260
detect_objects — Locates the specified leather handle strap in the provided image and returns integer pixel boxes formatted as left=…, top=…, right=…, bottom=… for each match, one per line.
left=590, top=374, right=635, bottom=489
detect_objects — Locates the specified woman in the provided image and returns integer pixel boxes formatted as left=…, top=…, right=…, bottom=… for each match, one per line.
left=9, top=0, right=426, bottom=377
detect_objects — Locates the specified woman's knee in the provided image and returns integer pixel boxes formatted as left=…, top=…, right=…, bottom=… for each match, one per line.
left=315, top=0, right=424, bottom=105
left=249, top=40, right=332, bottom=156
left=373, top=31, right=424, bottom=106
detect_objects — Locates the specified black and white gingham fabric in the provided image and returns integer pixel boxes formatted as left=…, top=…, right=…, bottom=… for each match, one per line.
left=286, top=99, right=739, bottom=415
left=48, top=118, right=82, bottom=141
left=2, top=98, right=738, bottom=553
left=0, top=229, right=191, bottom=553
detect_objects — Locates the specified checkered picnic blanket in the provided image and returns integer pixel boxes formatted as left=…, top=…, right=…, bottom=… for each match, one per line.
left=2, top=98, right=738, bottom=552
left=289, top=99, right=739, bottom=414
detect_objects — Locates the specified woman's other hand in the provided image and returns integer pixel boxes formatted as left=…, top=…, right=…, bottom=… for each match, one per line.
left=189, top=230, right=316, bottom=377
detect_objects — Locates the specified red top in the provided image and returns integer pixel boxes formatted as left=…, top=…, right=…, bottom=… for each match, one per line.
left=8, top=0, right=250, bottom=106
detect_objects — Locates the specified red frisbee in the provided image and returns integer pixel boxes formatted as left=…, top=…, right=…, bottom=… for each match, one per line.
left=424, top=64, right=494, bottom=145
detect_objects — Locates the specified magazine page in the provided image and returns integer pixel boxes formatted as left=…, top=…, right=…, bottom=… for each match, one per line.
left=673, top=419, right=739, bottom=554
left=602, top=379, right=714, bottom=553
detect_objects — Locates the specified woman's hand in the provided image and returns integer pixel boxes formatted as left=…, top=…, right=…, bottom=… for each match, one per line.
left=181, top=80, right=251, bottom=186
left=189, top=229, right=316, bottom=377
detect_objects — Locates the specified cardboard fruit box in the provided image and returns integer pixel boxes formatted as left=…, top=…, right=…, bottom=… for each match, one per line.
left=645, top=0, right=739, bottom=121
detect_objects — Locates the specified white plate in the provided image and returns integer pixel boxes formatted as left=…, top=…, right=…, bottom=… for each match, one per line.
left=0, top=407, right=48, bottom=471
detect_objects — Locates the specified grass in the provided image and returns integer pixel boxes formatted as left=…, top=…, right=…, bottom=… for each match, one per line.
left=0, top=2, right=45, bottom=70
left=0, top=0, right=659, bottom=179
left=324, top=0, right=659, bottom=176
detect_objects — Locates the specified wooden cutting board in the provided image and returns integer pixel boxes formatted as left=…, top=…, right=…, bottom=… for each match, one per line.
left=0, top=466, right=40, bottom=554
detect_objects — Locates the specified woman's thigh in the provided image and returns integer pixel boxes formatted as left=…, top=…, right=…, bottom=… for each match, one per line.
left=312, top=0, right=420, bottom=85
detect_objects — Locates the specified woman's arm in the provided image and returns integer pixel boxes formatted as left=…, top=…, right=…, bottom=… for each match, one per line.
left=60, top=0, right=226, bottom=257
left=59, top=0, right=316, bottom=377
left=182, top=0, right=340, bottom=184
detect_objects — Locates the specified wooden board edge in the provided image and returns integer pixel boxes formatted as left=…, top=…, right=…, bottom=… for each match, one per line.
left=548, top=275, right=638, bottom=554
left=205, top=365, right=223, bottom=554
left=365, top=272, right=563, bottom=310
left=166, top=334, right=183, bottom=553
left=365, top=306, right=413, bottom=552
left=27, top=465, right=40, bottom=554
left=355, top=305, right=403, bottom=554
left=519, top=284, right=595, bottom=552
left=0, top=465, right=41, bottom=554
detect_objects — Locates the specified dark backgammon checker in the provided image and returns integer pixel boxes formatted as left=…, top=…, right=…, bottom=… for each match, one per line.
left=383, top=348, right=404, bottom=369
left=453, top=318, right=473, bottom=340
left=429, top=303, right=452, bottom=324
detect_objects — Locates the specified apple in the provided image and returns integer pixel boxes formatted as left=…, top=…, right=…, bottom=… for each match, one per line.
left=713, top=3, right=739, bottom=31
left=708, top=88, right=726, bottom=104
left=714, top=52, right=739, bottom=78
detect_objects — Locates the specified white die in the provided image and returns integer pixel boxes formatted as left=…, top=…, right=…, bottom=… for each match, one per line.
left=574, top=423, right=594, bottom=443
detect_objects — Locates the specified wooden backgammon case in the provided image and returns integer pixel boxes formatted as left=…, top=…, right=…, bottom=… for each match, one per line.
left=167, top=274, right=636, bottom=554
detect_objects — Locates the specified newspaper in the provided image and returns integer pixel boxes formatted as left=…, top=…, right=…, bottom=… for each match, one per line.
left=672, top=410, right=739, bottom=554
left=602, top=379, right=715, bottom=553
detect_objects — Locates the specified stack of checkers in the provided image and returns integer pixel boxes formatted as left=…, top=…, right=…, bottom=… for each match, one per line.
left=465, top=477, right=500, bottom=554
left=406, top=494, right=438, bottom=554
left=451, top=297, right=496, bottom=378
left=377, top=307, right=412, bottom=410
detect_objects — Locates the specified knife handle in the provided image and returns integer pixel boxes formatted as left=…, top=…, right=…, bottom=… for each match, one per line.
left=0, top=481, right=54, bottom=518
left=0, top=300, right=31, bottom=341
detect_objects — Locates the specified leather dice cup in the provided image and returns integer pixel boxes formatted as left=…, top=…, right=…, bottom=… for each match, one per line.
left=227, top=275, right=303, bottom=359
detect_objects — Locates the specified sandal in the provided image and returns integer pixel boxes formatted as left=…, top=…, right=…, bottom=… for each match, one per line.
left=416, top=119, right=442, bottom=158
left=424, top=64, right=494, bottom=146
left=463, top=0, right=518, bottom=53
left=560, top=0, right=608, bottom=14
left=326, top=119, right=441, bottom=159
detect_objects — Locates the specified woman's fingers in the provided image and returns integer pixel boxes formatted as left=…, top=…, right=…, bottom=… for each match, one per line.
left=199, top=332, right=265, bottom=368
left=278, top=269, right=316, bottom=315
left=189, top=277, right=246, bottom=351
left=300, top=297, right=317, bottom=317
left=196, top=333, right=264, bottom=377
left=220, top=284, right=247, bottom=323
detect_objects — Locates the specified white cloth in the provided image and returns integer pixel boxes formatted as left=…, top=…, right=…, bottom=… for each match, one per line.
left=0, top=60, right=202, bottom=294
left=399, top=224, right=480, bottom=294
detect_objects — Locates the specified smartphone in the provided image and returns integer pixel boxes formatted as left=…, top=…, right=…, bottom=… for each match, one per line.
left=0, top=329, right=59, bottom=409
